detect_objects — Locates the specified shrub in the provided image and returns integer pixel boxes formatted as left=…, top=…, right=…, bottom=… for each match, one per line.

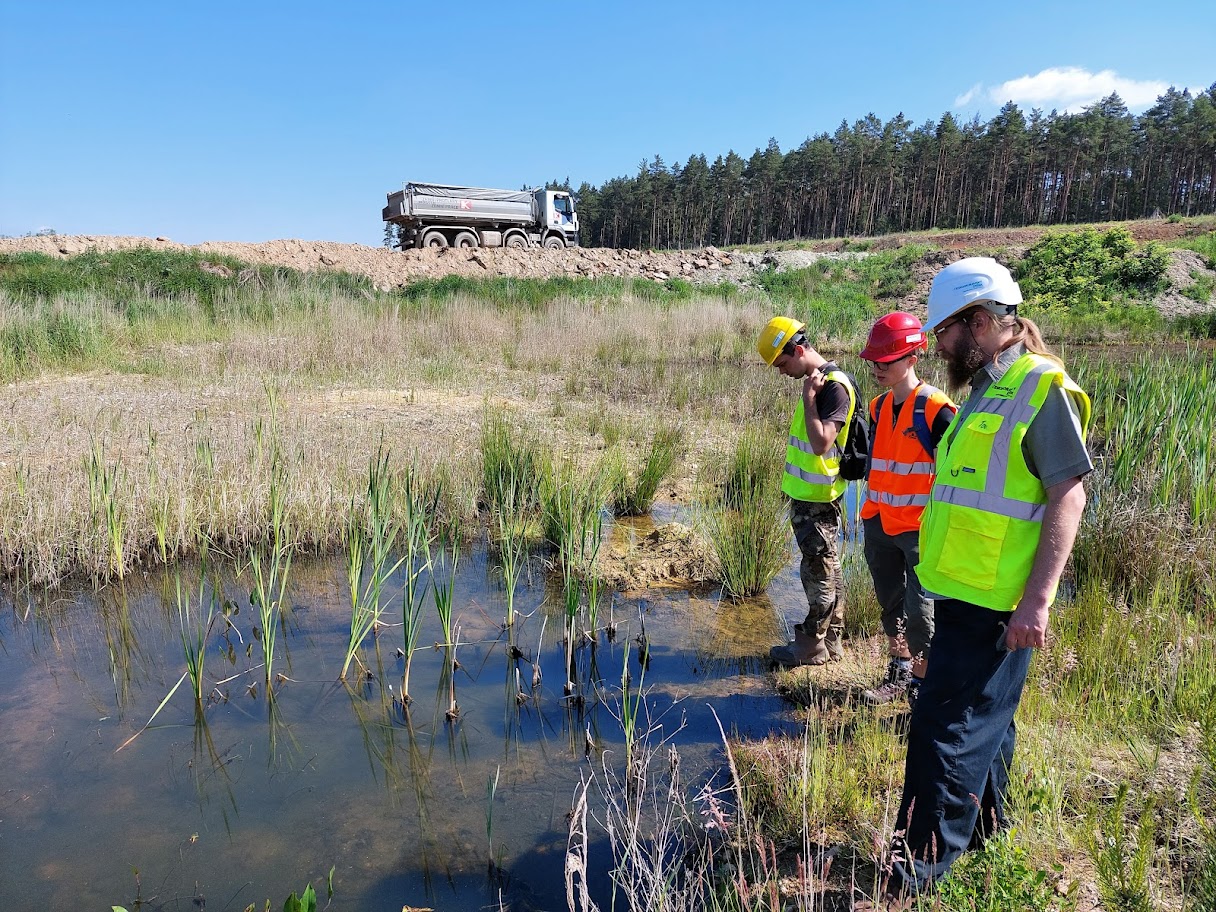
left=1016, top=227, right=1169, bottom=310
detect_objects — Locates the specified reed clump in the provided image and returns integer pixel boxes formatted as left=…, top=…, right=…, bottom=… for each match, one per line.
left=699, top=427, right=790, bottom=599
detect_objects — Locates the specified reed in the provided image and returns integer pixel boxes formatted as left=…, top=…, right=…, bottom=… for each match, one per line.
left=431, top=528, right=460, bottom=646
left=176, top=570, right=216, bottom=707
left=541, top=460, right=605, bottom=576
left=84, top=441, right=127, bottom=580
left=696, top=425, right=790, bottom=598
left=398, top=466, right=437, bottom=703
left=612, top=423, right=685, bottom=516
left=481, top=410, right=550, bottom=521
left=340, top=450, right=404, bottom=681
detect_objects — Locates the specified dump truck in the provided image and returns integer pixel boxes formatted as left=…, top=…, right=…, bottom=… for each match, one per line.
left=382, top=182, right=579, bottom=250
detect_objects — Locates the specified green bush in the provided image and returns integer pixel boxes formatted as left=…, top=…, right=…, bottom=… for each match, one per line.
left=1016, top=227, right=1169, bottom=310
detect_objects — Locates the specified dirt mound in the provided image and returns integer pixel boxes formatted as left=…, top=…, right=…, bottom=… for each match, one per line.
left=4, top=221, right=1212, bottom=317
left=0, top=234, right=747, bottom=290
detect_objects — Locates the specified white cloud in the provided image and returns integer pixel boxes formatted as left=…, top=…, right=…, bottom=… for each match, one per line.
left=954, top=83, right=982, bottom=108
left=956, top=66, right=1185, bottom=114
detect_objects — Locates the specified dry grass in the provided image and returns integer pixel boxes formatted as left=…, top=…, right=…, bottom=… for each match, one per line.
left=0, top=286, right=794, bottom=585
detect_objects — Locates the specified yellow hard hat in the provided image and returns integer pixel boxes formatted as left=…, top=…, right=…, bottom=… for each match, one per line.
left=756, top=316, right=806, bottom=365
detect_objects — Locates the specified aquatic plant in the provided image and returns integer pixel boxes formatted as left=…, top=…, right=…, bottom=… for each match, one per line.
left=85, top=441, right=127, bottom=580
left=340, top=451, right=404, bottom=681
left=177, top=569, right=216, bottom=707
left=491, top=471, right=530, bottom=627
left=612, top=423, right=685, bottom=516
left=431, top=528, right=460, bottom=646
left=398, top=466, right=437, bottom=703
left=700, top=427, right=789, bottom=598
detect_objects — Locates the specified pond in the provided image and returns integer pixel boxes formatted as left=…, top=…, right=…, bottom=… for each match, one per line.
left=0, top=517, right=808, bottom=911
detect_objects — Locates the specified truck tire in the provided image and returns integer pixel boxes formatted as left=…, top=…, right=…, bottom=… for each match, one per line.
left=505, top=233, right=527, bottom=248
left=543, top=236, right=565, bottom=249
left=453, top=231, right=478, bottom=249
left=421, top=230, right=449, bottom=249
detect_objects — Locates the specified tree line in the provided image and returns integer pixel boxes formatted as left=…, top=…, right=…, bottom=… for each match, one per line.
left=555, top=86, right=1216, bottom=249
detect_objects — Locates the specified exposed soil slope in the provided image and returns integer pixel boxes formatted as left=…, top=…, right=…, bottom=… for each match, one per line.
left=2, top=218, right=1213, bottom=314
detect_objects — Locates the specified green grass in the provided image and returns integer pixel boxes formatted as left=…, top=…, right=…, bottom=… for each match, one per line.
left=700, top=427, right=789, bottom=598
left=1165, top=229, right=1216, bottom=269
left=611, top=424, right=685, bottom=516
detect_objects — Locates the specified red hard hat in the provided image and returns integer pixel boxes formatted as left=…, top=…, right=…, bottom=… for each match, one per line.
left=860, top=311, right=927, bottom=362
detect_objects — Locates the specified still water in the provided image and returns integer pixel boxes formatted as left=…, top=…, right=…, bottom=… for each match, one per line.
left=0, top=521, right=806, bottom=911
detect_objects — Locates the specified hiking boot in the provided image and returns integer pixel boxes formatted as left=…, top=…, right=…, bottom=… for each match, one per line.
left=769, top=629, right=832, bottom=667
left=905, top=677, right=922, bottom=711
left=863, top=660, right=912, bottom=705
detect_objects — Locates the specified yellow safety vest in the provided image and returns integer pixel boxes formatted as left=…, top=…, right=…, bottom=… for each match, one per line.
left=782, top=369, right=855, bottom=503
left=917, top=353, right=1091, bottom=612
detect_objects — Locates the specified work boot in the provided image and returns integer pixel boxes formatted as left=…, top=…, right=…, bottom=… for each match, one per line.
left=863, top=659, right=912, bottom=705
left=769, top=629, right=831, bottom=667
left=825, top=628, right=845, bottom=661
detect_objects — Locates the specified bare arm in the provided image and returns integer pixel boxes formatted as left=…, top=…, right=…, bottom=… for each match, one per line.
left=1004, top=475, right=1087, bottom=650
left=802, top=371, right=843, bottom=456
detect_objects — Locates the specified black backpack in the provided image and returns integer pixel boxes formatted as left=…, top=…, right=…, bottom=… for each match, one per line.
left=832, top=370, right=871, bottom=482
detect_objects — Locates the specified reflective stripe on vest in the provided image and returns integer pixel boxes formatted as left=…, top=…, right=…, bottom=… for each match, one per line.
left=917, top=354, right=1091, bottom=612
left=866, top=490, right=931, bottom=507
left=868, top=458, right=935, bottom=475
left=781, top=369, right=854, bottom=503
left=860, top=383, right=952, bottom=535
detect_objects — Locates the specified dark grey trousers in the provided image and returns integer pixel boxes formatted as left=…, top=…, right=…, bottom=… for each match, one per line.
left=862, top=515, right=934, bottom=661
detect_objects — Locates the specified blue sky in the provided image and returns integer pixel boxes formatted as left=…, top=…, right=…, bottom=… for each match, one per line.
left=2, top=1, right=1212, bottom=246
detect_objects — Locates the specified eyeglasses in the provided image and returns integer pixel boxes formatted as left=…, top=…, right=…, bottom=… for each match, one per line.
left=868, top=353, right=914, bottom=367
left=932, top=318, right=963, bottom=340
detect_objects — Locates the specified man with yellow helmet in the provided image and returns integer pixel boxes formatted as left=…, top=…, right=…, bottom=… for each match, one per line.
left=756, top=316, right=859, bottom=666
left=887, top=257, right=1092, bottom=896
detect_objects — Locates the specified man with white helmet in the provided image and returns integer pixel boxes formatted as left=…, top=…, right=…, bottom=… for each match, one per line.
left=756, top=316, right=859, bottom=666
left=887, top=257, right=1092, bottom=894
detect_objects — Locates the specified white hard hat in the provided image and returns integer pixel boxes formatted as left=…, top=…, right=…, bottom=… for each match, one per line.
left=924, top=257, right=1023, bottom=333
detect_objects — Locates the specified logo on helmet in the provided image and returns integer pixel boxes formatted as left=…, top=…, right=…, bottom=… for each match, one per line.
left=955, top=279, right=986, bottom=293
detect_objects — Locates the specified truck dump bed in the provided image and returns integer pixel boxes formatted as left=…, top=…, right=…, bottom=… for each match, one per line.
left=383, top=183, right=537, bottom=227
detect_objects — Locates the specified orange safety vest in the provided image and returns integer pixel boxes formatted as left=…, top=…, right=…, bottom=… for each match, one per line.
left=860, top=383, right=955, bottom=536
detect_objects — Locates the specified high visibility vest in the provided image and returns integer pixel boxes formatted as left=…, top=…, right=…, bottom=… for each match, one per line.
left=917, top=353, right=1091, bottom=612
left=782, top=369, right=854, bottom=503
left=861, top=383, right=954, bottom=535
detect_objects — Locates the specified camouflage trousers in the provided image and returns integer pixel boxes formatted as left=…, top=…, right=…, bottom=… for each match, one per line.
left=789, top=497, right=846, bottom=649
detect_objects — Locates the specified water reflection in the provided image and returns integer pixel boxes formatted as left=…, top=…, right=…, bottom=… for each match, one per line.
left=0, top=539, right=801, bottom=911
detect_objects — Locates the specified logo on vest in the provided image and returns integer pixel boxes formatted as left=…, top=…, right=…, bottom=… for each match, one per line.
left=950, top=466, right=977, bottom=477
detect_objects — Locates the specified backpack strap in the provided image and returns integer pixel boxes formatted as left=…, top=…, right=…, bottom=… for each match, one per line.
left=871, top=391, right=889, bottom=460
left=910, top=386, right=934, bottom=454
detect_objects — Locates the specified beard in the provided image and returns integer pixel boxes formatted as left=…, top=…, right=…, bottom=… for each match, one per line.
left=943, top=338, right=989, bottom=392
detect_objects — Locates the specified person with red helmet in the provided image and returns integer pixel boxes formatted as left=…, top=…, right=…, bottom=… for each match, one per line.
left=858, top=312, right=956, bottom=706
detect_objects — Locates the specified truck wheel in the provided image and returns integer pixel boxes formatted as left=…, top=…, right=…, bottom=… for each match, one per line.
left=421, top=230, right=449, bottom=249
left=543, top=236, right=565, bottom=249
left=505, top=234, right=527, bottom=248
left=453, top=231, right=478, bottom=249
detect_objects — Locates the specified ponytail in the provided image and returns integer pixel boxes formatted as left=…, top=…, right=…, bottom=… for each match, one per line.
left=1009, top=315, right=1062, bottom=367
left=965, top=307, right=1062, bottom=367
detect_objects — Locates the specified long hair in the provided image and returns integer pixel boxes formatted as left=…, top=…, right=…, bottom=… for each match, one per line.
left=967, top=307, right=1063, bottom=367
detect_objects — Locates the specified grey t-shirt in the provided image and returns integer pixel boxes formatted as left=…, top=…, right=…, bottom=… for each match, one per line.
left=948, top=343, right=1092, bottom=488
